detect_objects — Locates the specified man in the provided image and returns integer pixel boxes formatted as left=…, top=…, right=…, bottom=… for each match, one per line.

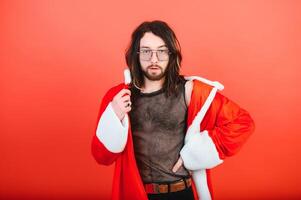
left=91, top=20, right=255, bottom=200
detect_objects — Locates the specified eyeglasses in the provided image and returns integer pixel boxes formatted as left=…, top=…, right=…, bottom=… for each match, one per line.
left=137, top=49, right=171, bottom=61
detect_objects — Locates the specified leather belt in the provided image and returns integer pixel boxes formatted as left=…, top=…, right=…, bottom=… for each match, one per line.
left=144, top=178, right=192, bottom=194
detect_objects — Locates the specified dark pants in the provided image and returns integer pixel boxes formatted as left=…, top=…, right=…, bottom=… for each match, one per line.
left=147, top=186, right=195, bottom=200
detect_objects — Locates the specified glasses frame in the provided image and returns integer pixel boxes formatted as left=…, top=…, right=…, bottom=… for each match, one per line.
left=137, top=49, right=171, bottom=61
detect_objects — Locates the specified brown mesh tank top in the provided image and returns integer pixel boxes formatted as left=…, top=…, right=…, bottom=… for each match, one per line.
left=129, top=80, right=190, bottom=184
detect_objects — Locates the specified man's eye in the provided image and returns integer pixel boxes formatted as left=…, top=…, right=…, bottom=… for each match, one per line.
left=142, top=50, right=151, bottom=54
left=158, top=50, right=168, bottom=54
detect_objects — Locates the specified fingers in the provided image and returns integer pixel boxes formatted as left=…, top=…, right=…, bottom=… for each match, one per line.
left=172, top=157, right=183, bottom=173
left=114, top=89, right=132, bottom=109
left=115, top=89, right=131, bottom=99
left=111, top=89, right=132, bottom=120
left=123, top=103, right=132, bottom=113
left=121, top=95, right=131, bottom=102
left=123, top=100, right=131, bottom=108
left=120, top=95, right=131, bottom=110
left=117, top=99, right=132, bottom=112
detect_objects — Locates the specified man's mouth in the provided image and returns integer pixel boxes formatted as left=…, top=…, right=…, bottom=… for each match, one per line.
left=149, top=66, right=160, bottom=70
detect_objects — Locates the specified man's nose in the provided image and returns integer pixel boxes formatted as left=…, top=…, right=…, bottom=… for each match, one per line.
left=150, top=51, right=158, bottom=63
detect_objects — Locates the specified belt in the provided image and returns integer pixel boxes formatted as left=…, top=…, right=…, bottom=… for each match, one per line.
left=144, top=178, right=192, bottom=194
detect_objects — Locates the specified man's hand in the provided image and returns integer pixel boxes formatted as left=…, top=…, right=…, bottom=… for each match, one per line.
left=172, top=156, right=184, bottom=173
left=111, top=89, right=132, bottom=121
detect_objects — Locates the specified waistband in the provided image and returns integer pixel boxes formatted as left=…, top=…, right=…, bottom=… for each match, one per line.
left=144, top=177, right=192, bottom=194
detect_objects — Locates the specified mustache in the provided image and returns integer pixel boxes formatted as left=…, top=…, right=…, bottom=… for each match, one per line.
left=147, top=65, right=162, bottom=69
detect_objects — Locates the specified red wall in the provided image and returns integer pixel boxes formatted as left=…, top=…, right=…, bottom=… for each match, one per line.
left=1, top=1, right=300, bottom=199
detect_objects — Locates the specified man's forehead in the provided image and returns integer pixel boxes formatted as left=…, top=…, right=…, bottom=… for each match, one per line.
left=139, top=32, right=167, bottom=49
left=140, top=44, right=167, bottom=49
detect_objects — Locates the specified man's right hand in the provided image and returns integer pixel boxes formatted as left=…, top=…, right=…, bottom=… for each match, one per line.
left=111, top=89, right=132, bottom=121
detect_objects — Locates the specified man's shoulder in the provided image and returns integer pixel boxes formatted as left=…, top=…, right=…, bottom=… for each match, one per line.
left=184, top=79, right=213, bottom=106
left=184, top=75, right=224, bottom=92
left=186, top=78, right=214, bottom=94
left=184, top=76, right=225, bottom=105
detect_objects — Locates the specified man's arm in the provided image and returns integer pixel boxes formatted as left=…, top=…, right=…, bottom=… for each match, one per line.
left=185, top=80, right=193, bottom=106
left=91, top=84, right=130, bottom=166
left=207, top=92, right=255, bottom=159
left=174, top=80, right=255, bottom=171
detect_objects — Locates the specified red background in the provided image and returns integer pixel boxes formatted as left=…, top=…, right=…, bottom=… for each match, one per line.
left=1, top=0, right=300, bottom=199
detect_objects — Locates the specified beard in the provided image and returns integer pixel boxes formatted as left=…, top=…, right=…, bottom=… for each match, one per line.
left=142, top=65, right=166, bottom=81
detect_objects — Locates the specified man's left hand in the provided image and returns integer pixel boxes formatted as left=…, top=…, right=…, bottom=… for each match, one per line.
left=172, top=156, right=183, bottom=173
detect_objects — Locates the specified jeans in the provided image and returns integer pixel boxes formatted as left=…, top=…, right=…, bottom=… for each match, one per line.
left=147, top=186, right=195, bottom=200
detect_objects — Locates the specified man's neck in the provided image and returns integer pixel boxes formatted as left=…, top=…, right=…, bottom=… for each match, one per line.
left=141, top=77, right=165, bottom=93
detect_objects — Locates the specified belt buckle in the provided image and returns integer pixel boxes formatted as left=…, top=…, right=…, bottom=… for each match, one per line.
left=153, top=183, right=161, bottom=194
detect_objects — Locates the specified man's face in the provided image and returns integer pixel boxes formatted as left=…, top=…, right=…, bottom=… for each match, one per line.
left=139, top=32, right=169, bottom=81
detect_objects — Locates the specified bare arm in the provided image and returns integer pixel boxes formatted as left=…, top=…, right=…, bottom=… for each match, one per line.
left=185, top=80, right=193, bottom=106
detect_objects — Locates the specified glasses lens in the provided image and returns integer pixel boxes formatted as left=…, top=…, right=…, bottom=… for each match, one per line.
left=157, top=50, right=169, bottom=61
left=140, top=50, right=152, bottom=61
left=139, top=50, right=169, bottom=61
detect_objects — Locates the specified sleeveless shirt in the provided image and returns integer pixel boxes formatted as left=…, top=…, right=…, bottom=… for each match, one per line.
left=129, top=80, right=190, bottom=183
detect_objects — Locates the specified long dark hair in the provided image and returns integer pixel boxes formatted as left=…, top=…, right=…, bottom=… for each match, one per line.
left=125, top=20, right=185, bottom=97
